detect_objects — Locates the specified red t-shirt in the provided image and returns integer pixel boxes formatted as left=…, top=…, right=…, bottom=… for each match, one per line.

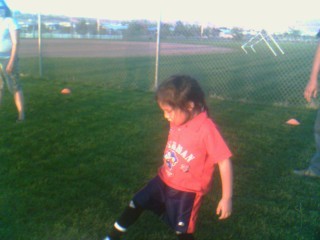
left=158, top=111, right=232, bottom=195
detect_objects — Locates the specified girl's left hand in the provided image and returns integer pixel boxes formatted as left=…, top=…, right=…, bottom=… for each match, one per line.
left=216, top=198, right=232, bottom=220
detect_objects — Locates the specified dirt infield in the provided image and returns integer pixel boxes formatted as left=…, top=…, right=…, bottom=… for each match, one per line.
left=19, top=39, right=233, bottom=58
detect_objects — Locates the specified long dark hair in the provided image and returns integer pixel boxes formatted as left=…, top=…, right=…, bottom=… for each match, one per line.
left=155, top=75, right=208, bottom=113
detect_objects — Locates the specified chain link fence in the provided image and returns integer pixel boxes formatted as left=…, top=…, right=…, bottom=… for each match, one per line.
left=16, top=13, right=320, bottom=108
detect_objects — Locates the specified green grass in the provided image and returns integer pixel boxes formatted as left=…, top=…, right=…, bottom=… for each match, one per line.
left=0, top=74, right=319, bottom=240
left=19, top=40, right=319, bottom=107
left=157, top=41, right=317, bottom=107
left=1, top=41, right=320, bottom=239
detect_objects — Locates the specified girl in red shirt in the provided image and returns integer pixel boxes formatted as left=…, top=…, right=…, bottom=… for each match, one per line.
left=104, top=75, right=233, bottom=240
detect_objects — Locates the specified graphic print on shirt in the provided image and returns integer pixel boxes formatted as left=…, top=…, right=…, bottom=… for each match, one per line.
left=164, top=151, right=178, bottom=170
left=163, top=141, right=196, bottom=176
left=167, top=140, right=195, bottom=162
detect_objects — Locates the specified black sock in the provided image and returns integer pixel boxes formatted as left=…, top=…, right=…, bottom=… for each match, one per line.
left=177, top=233, right=195, bottom=240
left=107, top=201, right=143, bottom=239
left=117, top=201, right=143, bottom=228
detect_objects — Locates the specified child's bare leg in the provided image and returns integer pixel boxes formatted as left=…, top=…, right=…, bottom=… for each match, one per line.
left=14, top=90, right=24, bottom=121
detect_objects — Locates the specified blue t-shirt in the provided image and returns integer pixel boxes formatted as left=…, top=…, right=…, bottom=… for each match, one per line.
left=0, top=17, right=19, bottom=58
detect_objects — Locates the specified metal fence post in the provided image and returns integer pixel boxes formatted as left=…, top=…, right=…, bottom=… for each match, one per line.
left=154, top=14, right=161, bottom=90
left=38, top=13, right=42, bottom=77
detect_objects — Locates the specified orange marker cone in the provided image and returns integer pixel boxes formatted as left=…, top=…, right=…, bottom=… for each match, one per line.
left=61, top=88, right=71, bottom=94
left=286, top=118, right=300, bottom=126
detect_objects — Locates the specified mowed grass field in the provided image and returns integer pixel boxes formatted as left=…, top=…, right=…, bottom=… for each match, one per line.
left=1, top=41, right=320, bottom=239
left=18, top=40, right=319, bottom=107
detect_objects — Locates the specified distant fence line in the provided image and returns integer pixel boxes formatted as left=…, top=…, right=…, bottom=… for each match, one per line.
left=17, top=13, right=320, bottom=108
left=21, top=33, right=123, bottom=40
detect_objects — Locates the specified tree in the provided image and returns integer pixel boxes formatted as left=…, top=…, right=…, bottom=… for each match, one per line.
left=174, top=21, right=187, bottom=37
left=160, top=23, right=173, bottom=38
left=289, top=29, right=302, bottom=40
left=124, top=21, right=148, bottom=38
left=231, top=27, right=244, bottom=41
left=75, top=19, right=88, bottom=35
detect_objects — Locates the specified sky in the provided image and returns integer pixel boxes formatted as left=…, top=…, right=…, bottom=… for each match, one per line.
left=5, top=0, right=320, bottom=33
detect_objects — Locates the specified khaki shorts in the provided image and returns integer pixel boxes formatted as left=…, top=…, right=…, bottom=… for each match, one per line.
left=0, top=58, right=21, bottom=94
